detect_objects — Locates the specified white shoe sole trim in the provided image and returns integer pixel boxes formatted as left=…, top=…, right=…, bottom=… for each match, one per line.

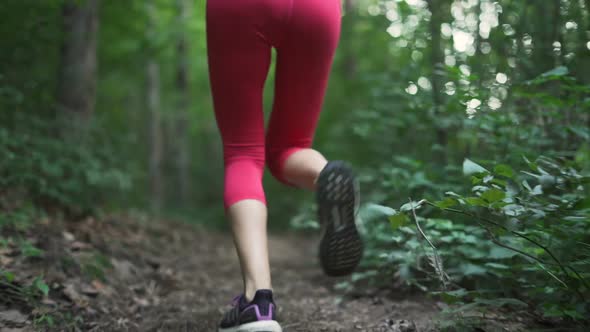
left=218, top=320, right=282, bottom=332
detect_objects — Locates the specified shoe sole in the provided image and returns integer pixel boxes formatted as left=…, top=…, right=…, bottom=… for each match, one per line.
left=218, top=320, right=282, bottom=332
left=317, top=161, right=363, bottom=277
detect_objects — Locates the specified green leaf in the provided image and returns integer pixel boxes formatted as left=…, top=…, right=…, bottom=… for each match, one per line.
left=36, top=314, right=55, bottom=327
left=531, top=185, right=543, bottom=195
left=465, top=197, right=487, bottom=206
left=19, top=241, right=43, bottom=257
left=474, top=298, right=528, bottom=308
left=490, top=178, right=507, bottom=187
left=538, top=174, right=556, bottom=188
left=494, top=164, right=514, bottom=178
left=445, top=191, right=465, bottom=200
left=433, top=197, right=457, bottom=209
left=540, top=66, right=568, bottom=77
left=438, top=288, right=469, bottom=304
left=351, top=270, right=378, bottom=282
left=564, top=309, right=585, bottom=320
left=389, top=213, right=409, bottom=230
left=459, top=263, right=487, bottom=276
left=522, top=180, right=533, bottom=191
left=502, top=204, right=526, bottom=217
left=364, top=204, right=396, bottom=216
left=481, top=188, right=506, bottom=203
left=490, top=246, right=518, bottom=259
left=400, top=200, right=423, bottom=212
left=463, top=159, right=489, bottom=175
left=483, top=174, right=494, bottom=183
left=563, top=216, right=586, bottom=222
left=472, top=185, right=488, bottom=192
left=361, top=204, right=396, bottom=222
left=522, top=156, right=538, bottom=172
left=33, top=277, right=49, bottom=296
left=484, top=262, right=510, bottom=270
left=2, top=271, right=15, bottom=282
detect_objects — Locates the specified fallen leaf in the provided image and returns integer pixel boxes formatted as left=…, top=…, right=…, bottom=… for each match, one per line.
left=80, top=284, right=99, bottom=297
left=390, top=320, right=417, bottom=332
left=70, top=241, right=92, bottom=251
left=0, top=255, right=13, bottom=266
left=91, top=279, right=106, bottom=291
left=110, top=258, right=136, bottom=280
left=133, top=297, right=149, bottom=307
left=0, top=310, right=27, bottom=324
left=62, top=231, right=75, bottom=242
left=63, top=283, right=89, bottom=307
left=41, top=298, right=57, bottom=307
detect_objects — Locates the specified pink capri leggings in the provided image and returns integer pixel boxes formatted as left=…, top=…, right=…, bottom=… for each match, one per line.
left=206, top=0, right=342, bottom=209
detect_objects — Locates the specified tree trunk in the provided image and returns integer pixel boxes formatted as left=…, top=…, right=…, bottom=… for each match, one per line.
left=146, top=1, right=163, bottom=213
left=426, top=0, right=448, bottom=163
left=56, top=0, right=99, bottom=126
left=531, top=2, right=555, bottom=75
left=514, top=0, right=531, bottom=80
left=474, top=0, right=483, bottom=87
left=574, top=0, right=590, bottom=83
left=552, top=0, right=564, bottom=66
left=175, top=0, right=191, bottom=205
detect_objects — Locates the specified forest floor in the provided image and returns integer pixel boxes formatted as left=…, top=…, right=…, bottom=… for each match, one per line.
left=1, top=214, right=547, bottom=332
left=1, top=214, right=442, bottom=332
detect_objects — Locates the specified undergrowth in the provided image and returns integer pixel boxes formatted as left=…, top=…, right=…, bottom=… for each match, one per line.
left=357, top=155, right=590, bottom=326
left=0, top=113, right=132, bottom=329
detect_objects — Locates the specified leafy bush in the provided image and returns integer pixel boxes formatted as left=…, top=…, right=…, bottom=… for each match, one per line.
left=324, top=62, right=590, bottom=325
left=360, top=155, right=590, bottom=321
left=0, top=114, right=132, bottom=215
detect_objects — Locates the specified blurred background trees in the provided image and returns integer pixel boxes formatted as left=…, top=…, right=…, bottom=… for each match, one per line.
left=1, top=0, right=589, bottom=325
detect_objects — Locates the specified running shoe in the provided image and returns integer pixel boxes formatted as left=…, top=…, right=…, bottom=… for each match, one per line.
left=316, top=160, right=364, bottom=277
left=218, top=289, right=282, bottom=332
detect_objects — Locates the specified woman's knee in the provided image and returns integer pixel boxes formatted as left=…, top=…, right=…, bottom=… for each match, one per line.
left=266, top=146, right=302, bottom=184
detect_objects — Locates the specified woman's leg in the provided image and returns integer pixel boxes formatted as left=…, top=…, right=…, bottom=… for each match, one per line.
left=227, top=200, right=271, bottom=301
left=281, top=149, right=327, bottom=190
left=206, top=0, right=274, bottom=301
left=265, top=0, right=363, bottom=277
left=265, top=0, right=342, bottom=186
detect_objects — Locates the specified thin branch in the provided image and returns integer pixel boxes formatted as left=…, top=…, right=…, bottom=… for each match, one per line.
left=537, top=263, right=568, bottom=289
left=478, top=222, right=568, bottom=288
left=476, top=220, right=556, bottom=266
left=0, top=279, right=25, bottom=293
left=409, top=198, right=448, bottom=290
left=425, top=200, right=588, bottom=301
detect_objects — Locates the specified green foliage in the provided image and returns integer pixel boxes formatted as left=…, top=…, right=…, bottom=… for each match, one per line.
left=321, top=7, right=590, bottom=320
left=0, top=269, right=50, bottom=304
left=81, top=252, right=113, bottom=281
left=1, top=269, right=83, bottom=330
left=0, top=206, right=44, bottom=260
left=359, top=155, right=589, bottom=322
left=0, top=203, right=37, bottom=232
left=33, top=311, right=84, bottom=331
left=18, top=239, right=43, bottom=258
left=0, top=115, right=132, bottom=215
left=32, top=277, right=49, bottom=297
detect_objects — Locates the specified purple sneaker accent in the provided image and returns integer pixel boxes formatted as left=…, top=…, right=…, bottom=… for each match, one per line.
left=243, top=303, right=274, bottom=321
left=218, top=289, right=279, bottom=330
left=231, top=294, right=245, bottom=307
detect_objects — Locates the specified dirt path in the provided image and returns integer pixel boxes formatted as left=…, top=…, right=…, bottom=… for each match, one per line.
left=1, top=216, right=439, bottom=331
